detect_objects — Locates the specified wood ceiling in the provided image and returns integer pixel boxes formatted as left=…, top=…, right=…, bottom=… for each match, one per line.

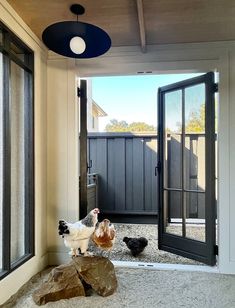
left=6, top=0, right=235, bottom=51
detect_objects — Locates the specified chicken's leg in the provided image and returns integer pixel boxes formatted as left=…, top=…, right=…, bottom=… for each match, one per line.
left=80, top=239, right=93, bottom=256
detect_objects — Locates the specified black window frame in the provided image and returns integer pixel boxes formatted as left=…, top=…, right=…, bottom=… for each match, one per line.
left=0, top=22, right=34, bottom=280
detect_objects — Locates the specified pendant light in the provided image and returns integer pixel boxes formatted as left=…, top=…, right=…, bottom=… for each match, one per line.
left=42, top=4, right=111, bottom=58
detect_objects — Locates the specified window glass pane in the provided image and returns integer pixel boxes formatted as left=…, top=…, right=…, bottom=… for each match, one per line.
left=10, top=61, right=25, bottom=263
left=0, top=24, right=33, bottom=278
left=164, top=90, right=182, bottom=189
left=0, top=52, right=3, bottom=270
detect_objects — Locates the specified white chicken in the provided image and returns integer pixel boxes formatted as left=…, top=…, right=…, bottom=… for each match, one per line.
left=58, top=208, right=100, bottom=257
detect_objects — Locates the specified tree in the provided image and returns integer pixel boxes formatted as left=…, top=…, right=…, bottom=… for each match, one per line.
left=176, top=102, right=219, bottom=133
left=185, top=104, right=205, bottom=133
left=105, top=119, right=128, bottom=132
left=128, top=122, right=156, bottom=132
left=105, top=119, right=156, bottom=132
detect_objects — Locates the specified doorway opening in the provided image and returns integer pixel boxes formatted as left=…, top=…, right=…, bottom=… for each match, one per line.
left=79, top=72, right=218, bottom=267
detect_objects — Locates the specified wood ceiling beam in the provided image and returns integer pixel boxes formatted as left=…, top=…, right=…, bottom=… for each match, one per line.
left=136, top=0, right=146, bottom=53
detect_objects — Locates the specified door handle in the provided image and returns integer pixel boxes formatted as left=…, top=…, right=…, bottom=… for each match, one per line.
left=155, top=162, right=161, bottom=176
left=87, top=159, right=92, bottom=173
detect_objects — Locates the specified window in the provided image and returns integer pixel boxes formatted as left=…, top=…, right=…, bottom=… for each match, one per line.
left=0, top=23, right=34, bottom=279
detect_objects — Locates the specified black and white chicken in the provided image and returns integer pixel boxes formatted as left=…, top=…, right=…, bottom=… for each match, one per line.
left=58, top=208, right=100, bottom=257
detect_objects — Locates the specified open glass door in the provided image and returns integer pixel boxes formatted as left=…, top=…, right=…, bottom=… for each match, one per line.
left=158, top=72, right=217, bottom=265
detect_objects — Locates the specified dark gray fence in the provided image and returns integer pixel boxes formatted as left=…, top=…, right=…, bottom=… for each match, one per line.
left=88, top=133, right=158, bottom=218
left=168, top=133, right=206, bottom=219
left=87, top=133, right=212, bottom=220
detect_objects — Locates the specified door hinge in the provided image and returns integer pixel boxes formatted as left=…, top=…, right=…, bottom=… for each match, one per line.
left=213, top=83, right=218, bottom=93
left=214, top=245, right=218, bottom=255
left=77, top=87, right=81, bottom=97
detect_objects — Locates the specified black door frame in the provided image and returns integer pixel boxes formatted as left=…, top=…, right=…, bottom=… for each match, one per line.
left=158, top=72, right=217, bottom=265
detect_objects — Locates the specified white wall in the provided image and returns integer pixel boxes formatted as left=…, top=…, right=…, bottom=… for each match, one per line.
left=47, top=56, right=79, bottom=265
left=0, top=0, right=48, bottom=304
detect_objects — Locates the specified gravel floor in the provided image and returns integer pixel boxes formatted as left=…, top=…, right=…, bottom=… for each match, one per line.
left=89, top=223, right=205, bottom=265
left=2, top=224, right=225, bottom=307
left=3, top=266, right=235, bottom=308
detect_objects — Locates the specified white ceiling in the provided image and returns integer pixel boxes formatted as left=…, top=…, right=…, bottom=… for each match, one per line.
left=7, top=0, right=235, bottom=75
left=7, top=0, right=235, bottom=47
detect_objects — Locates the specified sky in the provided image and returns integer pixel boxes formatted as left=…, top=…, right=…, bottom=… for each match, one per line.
left=92, top=73, right=203, bottom=132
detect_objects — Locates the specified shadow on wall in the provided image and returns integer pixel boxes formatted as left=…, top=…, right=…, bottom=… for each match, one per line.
left=86, top=132, right=217, bottom=222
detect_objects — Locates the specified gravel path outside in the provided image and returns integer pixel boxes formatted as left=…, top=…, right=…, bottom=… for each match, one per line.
left=89, top=223, right=205, bottom=265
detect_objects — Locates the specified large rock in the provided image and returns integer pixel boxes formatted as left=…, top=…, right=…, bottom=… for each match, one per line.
left=33, top=263, right=86, bottom=305
left=33, top=256, right=117, bottom=305
left=74, top=256, right=118, bottom=297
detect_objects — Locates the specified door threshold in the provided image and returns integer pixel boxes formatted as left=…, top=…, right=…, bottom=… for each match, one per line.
left=112, top=260, right=219, bottom=273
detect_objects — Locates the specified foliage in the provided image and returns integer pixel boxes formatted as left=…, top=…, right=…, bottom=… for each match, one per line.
left=105, top=119, right=128, bottom=132
left=185, top=104, right=205, bottom=133
left=105, top=119, right=156, bottom=132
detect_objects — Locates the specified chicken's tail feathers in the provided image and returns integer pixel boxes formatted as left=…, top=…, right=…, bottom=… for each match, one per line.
left=139, top=237, right=148, bottom=246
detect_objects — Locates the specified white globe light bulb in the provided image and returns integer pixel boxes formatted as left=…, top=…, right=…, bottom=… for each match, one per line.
left=70, top=36, right=86, bottom=54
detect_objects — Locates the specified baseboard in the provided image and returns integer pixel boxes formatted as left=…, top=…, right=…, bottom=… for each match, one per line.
left=112, top=260, right=219, bottom=273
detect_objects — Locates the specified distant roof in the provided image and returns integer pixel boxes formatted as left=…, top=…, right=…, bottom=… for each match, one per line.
left=92, top=100, right=107, bottom=117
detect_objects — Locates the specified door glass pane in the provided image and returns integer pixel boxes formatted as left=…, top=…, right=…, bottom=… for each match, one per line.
left=0, top=53, right=3, bottom=270
left=165, top=190, right=182, bottom=236
left=185, top=84, right=205, bottom=192
left=10, top=61, right=25, bottom=263
left=165, top=90, right=182, bottom=189
left=185, top=192, right=205, bottom=242
left=184, top=84, right=206, bottom=241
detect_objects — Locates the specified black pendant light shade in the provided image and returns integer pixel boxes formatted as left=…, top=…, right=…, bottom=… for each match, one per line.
left=42, top=4, right=111, bottom=58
